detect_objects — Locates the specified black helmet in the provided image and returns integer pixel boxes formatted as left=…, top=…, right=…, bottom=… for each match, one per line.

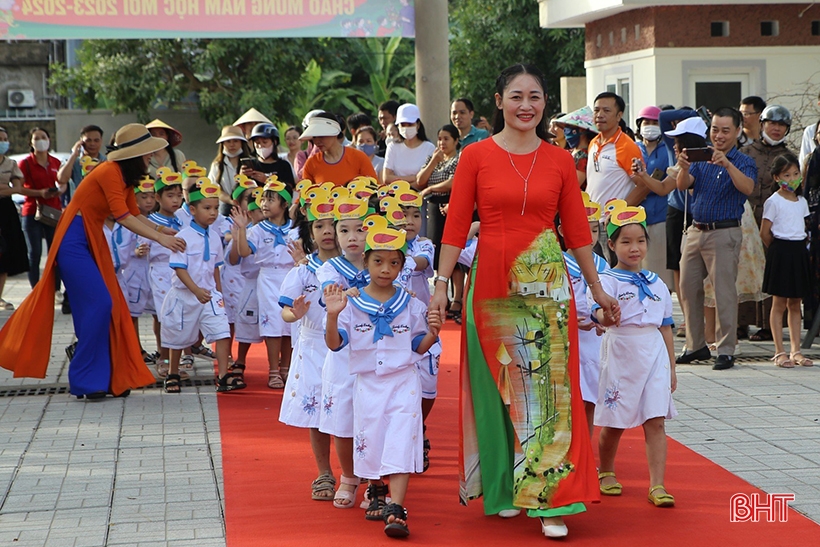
left=760, top=105, right=791, bottom=128
left=250, top=123, right=280, bottom=141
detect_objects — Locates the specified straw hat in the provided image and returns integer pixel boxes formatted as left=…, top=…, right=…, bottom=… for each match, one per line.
left=555, top=106, right=598, bottom=133
left=215, top=125, right=247, bottom=144
left=106, top=124, right=168, bottom=162
left=234, top=107, right=273, bottom=127
left=145, top=119, right=182, bottom=147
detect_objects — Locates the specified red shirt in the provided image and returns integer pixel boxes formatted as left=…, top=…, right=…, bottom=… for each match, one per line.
left=18, top=153, right=62, bottom=216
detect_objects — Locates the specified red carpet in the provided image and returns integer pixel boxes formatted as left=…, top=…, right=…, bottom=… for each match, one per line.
left=217, top=324, right=820, bottom=545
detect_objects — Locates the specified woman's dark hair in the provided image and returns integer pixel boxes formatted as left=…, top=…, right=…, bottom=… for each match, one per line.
left=356, top=126, right=379, bottom=142
left=117, top=156, right=149, bottom=187
left=674, top=133, right=709, bottom=153
left=619, top=119, right=636, bottom=141
left=214, top=139, right=252, bottom=191
left=607, top=223, right=650, bottom=243
left=285, top=125, right=302, bottom=139
left=291, top=203, right=314, bottom=254
left=438, top=124, right=461, bottom=150
left=491, top=64, right=551, bottom=141
left=152, top=128, right=180, bottom=171
left=770, top=152, right=802, bottom=193
left=29, top=127, right=51, bottom=153
left=316, top=112, right=345, bottom=139
left=409, top=119, right=429, bottom=143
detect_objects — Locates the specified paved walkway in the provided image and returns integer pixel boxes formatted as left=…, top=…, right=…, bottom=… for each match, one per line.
left=0, top=272, right=819, bottom=545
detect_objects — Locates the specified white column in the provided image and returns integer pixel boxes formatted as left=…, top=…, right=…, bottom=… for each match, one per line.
left=414, top=0, right=450, bottom=130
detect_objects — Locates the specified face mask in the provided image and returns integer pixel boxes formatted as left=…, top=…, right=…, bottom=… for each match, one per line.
left=563, top=128, right=581, bottom=149
left=256, top=145, right=273, bottom=159
left=357, top=143, right=377, bottom=156
left=398, top=125, right=417, bottom=140
left=34, top=139, right=50, bottom=152
left=641, top=125, right=662, bottom=142
left=779, top=177, right=801, bottom=192
left=0, top=142, right=9, bottom=155
left=762, top=132, right=786, bottom=147
left=223, top=147, right=242, bottom=158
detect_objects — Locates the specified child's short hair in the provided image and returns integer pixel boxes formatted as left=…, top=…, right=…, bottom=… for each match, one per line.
left=156, top=183, right=182, bottom=197
left=364, top=247, right=406, bottom=264
left=263, top=189, right=289, bottom=207
left=607, top=223, right=649, bottom=243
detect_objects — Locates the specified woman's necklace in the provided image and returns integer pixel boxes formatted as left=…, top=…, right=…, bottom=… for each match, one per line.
left=501, top=135, right=539, bottom=215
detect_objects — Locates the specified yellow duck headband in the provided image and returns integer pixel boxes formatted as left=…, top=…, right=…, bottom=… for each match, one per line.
left=582, top=191, right=601, bottom=222
left=263, top=176, right=293, bottom=204
left=247, top=187, right=264, bottom=211
left=135, top=175, right=155, bottom=194
left=606, top=200, right=647, bottom=238
left=232, top=174, right=257, bottom=201
left=363, top=215, right=408, bottom=253
left=188, top=177, right=222, bottom=203
left=153, top=168, right=183, bottom=192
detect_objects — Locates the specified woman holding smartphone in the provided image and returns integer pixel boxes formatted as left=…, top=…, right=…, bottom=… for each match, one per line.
left=17, top=127, right=66, bottom=297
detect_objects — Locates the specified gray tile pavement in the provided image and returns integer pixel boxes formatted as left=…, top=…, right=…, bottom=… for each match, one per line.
left=1, top=270, right=820, bottom=544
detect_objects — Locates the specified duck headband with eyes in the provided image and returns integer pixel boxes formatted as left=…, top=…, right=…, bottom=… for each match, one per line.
left=263, top=175, right=293, bottom=204
left=582, top=191, right=601, bottom=222
left=135, top=175, right=156, bottom=194
left=363, top=215, right=408, bottom=253
left=247, top=188, right=264, bottom=212
left=347, top=176, right=379, bottom=199
left=379, top=195, right=407, bottom=227
left=307, top=195, right=336, bottom=222
left=181, top=160, right=202, bottom=177
left=232, top=174, right=257, bottom=201
left=606, top=202, right=647, bottom=238
left=333, top=196, right=370, bottom=221
left=188, top=177, right=222, bottom=203
left=153, top=168, right=183, bottom=192
left=295, top=179, right=316, bottom=205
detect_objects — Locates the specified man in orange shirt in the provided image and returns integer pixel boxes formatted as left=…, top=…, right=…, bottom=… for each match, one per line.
left=300, top=113, right=378, bottom=187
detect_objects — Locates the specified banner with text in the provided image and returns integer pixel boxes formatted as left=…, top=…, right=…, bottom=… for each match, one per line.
left=0, top=0, right=414, bottom=39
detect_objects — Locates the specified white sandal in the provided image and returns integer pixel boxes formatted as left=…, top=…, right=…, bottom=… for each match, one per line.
left=333, top=475, right=359, bottom=509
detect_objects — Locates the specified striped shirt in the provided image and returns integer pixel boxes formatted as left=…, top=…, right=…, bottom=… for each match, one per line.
left=689, top=147, right=757, bottom=223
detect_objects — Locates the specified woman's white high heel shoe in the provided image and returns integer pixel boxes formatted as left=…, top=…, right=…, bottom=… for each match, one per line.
left=540, top=517, right=568, bottom=539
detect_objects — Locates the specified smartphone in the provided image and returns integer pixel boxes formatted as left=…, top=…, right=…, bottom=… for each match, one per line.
left=650, top=168, right=665, bottom=181
left=46, top=186, right=60, bottom=194
left=685, top=147, right=713, bottom=162
left=239, top=157, right=255, bottom=170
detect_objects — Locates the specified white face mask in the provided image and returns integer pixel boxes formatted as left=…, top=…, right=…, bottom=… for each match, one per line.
left=256, top=145, right=274, bottom=159
left=223, top=147, right=242, bottom=158
left=762, top=132, right=786, bottom=147
left=34, top=139, right=50, bottom=152
left=398, top=125, right=417, bottom=140
left=641, top=125, right=662, bottom=142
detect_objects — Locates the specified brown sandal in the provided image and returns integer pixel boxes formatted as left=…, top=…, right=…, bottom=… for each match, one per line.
left=268, top=370, right=284, bottom=389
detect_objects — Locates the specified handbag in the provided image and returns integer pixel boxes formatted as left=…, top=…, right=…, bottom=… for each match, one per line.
left=23, top=157, right=62, bottom=228
left=35, top=203, right=61, bottom=228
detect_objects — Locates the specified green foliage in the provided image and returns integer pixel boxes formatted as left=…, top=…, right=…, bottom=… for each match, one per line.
left=50, top=37, right=416, bottom=128
left=449, top=0, right=585, bottom=117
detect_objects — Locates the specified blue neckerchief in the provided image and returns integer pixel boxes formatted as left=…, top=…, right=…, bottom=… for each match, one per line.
left=109, top=226, right=121, bottom=271
left=348, top=288, right=411, bottom=342
left=608, top=268, right=659, bottom=302
left=258, top=219, right=291, bottom=247
left=149, top=212, right=183, bottom=230
left=190, top=220, right=211, bottom=261
left=306, top=252, right=324, bottom=275
left=329, top=256, right=370, bottom=289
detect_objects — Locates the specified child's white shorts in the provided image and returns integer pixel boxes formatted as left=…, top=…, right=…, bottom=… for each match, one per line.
left=234, top=278, right=262, bottom=344
left=150, top=264, right=172, bottom=317
left=160, top=287, right=230, bottom=350
left=415, top=340, right=442, bottom=400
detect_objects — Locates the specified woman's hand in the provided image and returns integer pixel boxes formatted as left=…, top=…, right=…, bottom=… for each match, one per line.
left=158, top=234, right=186, bottom=253
left=429, top=283, right=449, bottom=325
left=160, top=226, right=178, bottom=236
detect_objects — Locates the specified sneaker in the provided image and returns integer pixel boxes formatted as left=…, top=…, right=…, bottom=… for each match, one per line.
left=713, top=354, right=735, bottom=370
left=675, top=346, right=711, bottom=364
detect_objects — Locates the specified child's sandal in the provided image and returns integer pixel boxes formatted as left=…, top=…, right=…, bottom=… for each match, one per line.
left=164, top=374, right=181, bottom=394
left=191, top=344, right=216, bottom=358
left=364, top=483, right=390, bottom=521
left=648, top=485, right=675, bottom=507
left=229, top=362, right=246, bottom=380
left=790, top=352, right=813, bottom=367
left=598, top=471, right=622, bottom=495
left=333, top=475, right=359, bottom=509
left=156, top=360, right=170, bottom=378
left=216, top=373, right=246, bottom=392
left=772, top=352, right=794, bottom=368
left=267, top=370, right=284, bottom=389
left=311, top=473, right=336, bottom=501
left=383, top=502, right=409, bottom=538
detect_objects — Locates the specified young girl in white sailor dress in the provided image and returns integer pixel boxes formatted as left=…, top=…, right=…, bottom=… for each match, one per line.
left=591, top=203, right=678, bottom=508
left=314, top=196, right=372, bottom=509
left=227, top=187, right=265, bottom=377
left=324, top=225, right=441, bottom=539
left=235, top=176, right=297, bottom=389
left=277, top=194, right=340, bottom=501
left=560, top=192, right=608, bottom=438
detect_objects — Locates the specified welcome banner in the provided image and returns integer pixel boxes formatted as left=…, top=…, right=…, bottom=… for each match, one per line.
left=0, top=0, right=414, bottom=38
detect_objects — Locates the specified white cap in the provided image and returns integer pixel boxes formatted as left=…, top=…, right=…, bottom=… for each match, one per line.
left=300, top=116, right=342, bottom=140
left=396, top=104, right=420, bottom=124
left=665, top=116, right=708, bottom=138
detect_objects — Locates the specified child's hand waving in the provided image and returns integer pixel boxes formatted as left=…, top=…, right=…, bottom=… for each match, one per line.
left=291, top=294, right=311, bottom=320
left=324, top=284, right=348, bottom=315
left=230, top=207, right=250, bottom=229
left=288, top=240, right=307, bottom=265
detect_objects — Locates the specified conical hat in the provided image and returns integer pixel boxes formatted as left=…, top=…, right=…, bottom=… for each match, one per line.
left=234, top=107, right=273, bottom=127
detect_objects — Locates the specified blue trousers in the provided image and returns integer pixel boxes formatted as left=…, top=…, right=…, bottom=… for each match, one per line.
left=57, top=217, right=112, bottom=396
left=21, top=215, right=61, bottom=291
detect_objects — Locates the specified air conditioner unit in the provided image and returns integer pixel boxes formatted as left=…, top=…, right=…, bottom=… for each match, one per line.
left=8, top=89, right=36, bottom=108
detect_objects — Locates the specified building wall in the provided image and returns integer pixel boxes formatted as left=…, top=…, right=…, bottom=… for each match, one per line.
left=584, top=45, right=820, bottom=137
left=586, top=5, right=820, bottom=60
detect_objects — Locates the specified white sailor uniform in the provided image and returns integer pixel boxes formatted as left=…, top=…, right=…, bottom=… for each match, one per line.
left=590, top=268, right=677, bottom=429
left=315, top=255, right=370, bottom=439
left=246, top=219, right=297, bottom=338
left=118, top=224, right=153, bottom=317
left=564, top=251, right=608, bottom=405
left=405, top=236, right=435, bottom=305
left=141, top=212, right=184, bottom=316
left=332, top=288, right=430, bottom=479
left=278, top=253, right=327, bottom=428
left=160, top=221, right=230, bottom=350
left=233, top=225, right=263, bottom=345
